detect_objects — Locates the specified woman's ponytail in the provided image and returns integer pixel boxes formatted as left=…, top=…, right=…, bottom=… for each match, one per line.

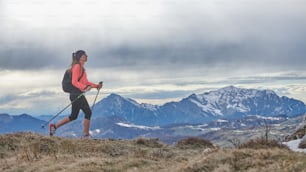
left=70, top=52, right=78, bottom=69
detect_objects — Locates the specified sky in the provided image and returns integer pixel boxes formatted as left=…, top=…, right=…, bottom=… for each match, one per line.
left=1, top=0, right=306, bottom=116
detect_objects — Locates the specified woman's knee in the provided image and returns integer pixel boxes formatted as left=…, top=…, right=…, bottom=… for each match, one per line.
left=69, top=115, right=78, bottom=121
left=85, top=111, right=92, bottom=120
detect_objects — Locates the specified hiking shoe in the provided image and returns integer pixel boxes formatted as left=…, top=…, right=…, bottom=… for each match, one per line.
left=49, top=123, right=56, bottom=136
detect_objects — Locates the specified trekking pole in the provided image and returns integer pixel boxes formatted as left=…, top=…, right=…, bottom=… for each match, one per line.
left=91, top=81, right=103, bottom=111
left=41, top=92, right=86, bottom=129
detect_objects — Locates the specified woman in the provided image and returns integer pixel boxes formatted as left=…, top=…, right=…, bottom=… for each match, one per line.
left=50, top=50, right=102, bottom=138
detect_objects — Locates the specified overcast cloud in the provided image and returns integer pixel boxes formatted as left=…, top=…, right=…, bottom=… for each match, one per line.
left=1, top=0, right=306, bottom=115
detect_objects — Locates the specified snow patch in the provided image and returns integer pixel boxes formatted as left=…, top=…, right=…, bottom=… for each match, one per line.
left=198, top=124, right=208, bottom=127
left=210, top=127, right=221, bottom=131
left=283, top=139, right=306, bottom=153
left=249, top=115, right=283, bottom=120
left=216, top=119, right=228, bottom=123
left=141, top=103, right=158, bottom=111
left=89, top=129, right=102, bottom=136
left=190, top=99, right=223, bottom=116
left=116, top=122, right=160, bottom=130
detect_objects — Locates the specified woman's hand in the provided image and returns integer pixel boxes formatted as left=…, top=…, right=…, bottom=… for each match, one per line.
left=97, top=82, right=103, bottom=90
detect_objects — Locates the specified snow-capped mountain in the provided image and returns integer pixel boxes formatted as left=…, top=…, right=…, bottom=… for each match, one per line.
left=183, top=86, right=305, bottom=118
left=92, top=86, right=306, bottom=126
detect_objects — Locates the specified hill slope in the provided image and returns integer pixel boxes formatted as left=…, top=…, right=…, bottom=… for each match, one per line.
left=1, top=133, right=306, bottom=172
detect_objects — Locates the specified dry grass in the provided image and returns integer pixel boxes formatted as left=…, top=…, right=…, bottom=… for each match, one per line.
left=238, top=138, right=289, bottom=150
left=182, top=148, right=306, bottom=172
left=1, top=132, right=306, bottom=172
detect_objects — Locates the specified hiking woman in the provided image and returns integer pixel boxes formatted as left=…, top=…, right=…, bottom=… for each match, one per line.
left=50, top=50, right=102, bottom=138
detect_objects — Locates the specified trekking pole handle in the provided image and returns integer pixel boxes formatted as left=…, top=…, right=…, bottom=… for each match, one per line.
left=97, top=81, right=103, bottom=90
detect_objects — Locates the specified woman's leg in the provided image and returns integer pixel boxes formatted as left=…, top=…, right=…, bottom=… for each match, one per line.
left=83, top=119, right=90, bottom=136
left=56, top=94, right=81, bottom=129
left=55, top=117, right=71, bottom=128
left=79, top=96, right=92, bottom=136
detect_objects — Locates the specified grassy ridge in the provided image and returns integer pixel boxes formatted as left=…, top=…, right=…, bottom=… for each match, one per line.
left=1, top=133, right=306, bottom=172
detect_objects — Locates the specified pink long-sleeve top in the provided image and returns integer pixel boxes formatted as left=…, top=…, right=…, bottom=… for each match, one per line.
left=71, top=63, right=98, bottom=92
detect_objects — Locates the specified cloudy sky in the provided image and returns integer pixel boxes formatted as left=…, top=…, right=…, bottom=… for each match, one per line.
left=1, top=0, right=306, bottom=116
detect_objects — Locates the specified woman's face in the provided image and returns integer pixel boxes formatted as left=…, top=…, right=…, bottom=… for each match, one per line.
left=80, top=54, right=88, bottom=63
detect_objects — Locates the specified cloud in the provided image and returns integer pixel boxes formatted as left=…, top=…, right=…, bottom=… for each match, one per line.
left=0, top=47, right=58, bottom=69
left=1, top=0, right=305, bottom=72
left=0, top=94, right=17, bottom=105
left=1, top=0, right=306, bottom=114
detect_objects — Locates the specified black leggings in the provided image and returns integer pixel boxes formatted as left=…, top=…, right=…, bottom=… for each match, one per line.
left=69, top=93, right=92, bottom=121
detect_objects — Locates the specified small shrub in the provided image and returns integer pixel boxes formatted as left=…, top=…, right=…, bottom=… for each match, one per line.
left=228, top=138, right=241, bottom=148
left=176, top=137, right=214, bottom=149
left=298, top=138, right=306, bottom=149
left=238, top=138, right=288, bottom=149
left=135, top=138, right=163, bottom=148
left=285, top=125, right=306, bottom=141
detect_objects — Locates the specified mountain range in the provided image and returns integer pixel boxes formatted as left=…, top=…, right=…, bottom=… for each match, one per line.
left=92, top=85, right=306, bottom=126
left=1, top=86, right=306, bottom=145
left=0, top=113, right=45, bottom=134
